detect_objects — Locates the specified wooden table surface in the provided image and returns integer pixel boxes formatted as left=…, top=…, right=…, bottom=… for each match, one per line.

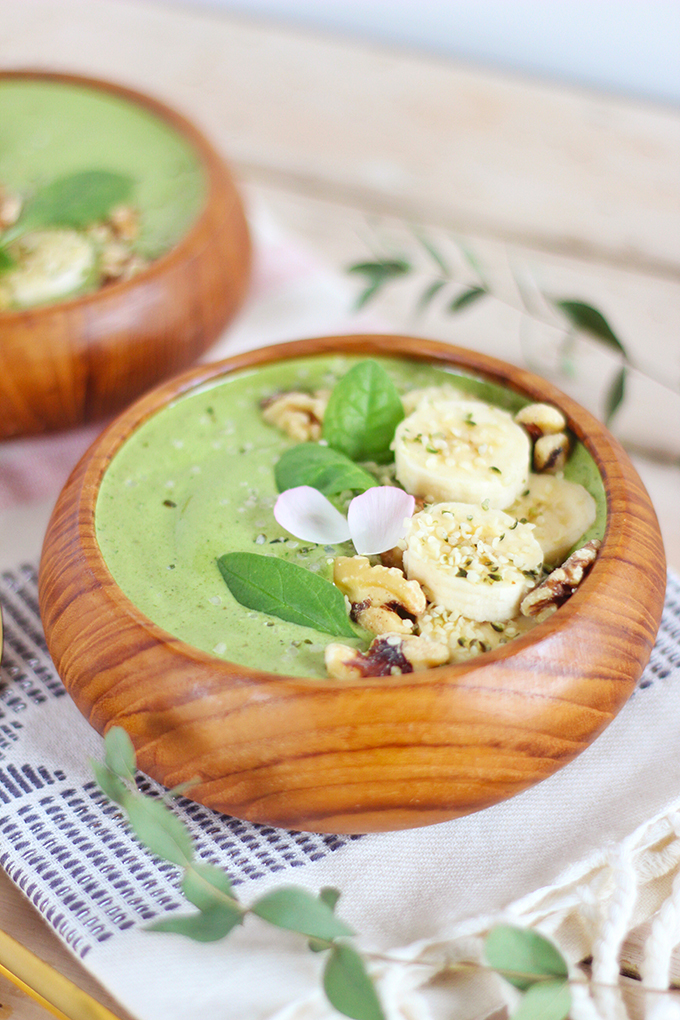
left=0, top=1, right=678, bottom=1015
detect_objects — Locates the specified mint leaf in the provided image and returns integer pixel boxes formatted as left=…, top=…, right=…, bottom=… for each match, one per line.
left=555, top=300, right=626, bottom=357
left=252, top=887, right=354, bottom=940
left=322, top=360, right=404, bottom=464
left=0, top=247, right=15, bottom=273
left=217, top=553, right=357, bottom=638
left=323, top=944, right=385, bottom=1020
left=275, top=444, right=378, bottom=496
left=20, top=170, right=134, bottom=230
left=485, top=926, right=568, bottom=991
left=149, top=906, right=242, bottom=942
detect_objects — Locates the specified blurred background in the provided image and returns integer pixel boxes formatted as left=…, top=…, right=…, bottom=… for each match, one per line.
left=162, top=0, right=680, bottom=105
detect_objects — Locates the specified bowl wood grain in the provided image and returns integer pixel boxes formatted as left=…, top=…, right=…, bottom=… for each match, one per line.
left=38, top=336, right=666, bottom=833
left=0, top=71, right=251, bottom=439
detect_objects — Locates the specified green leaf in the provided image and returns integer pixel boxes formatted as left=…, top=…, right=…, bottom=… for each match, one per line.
left=149, top=906, right=242, bottom=942
left=322, top=360, right=405, bottom=464
left=413, top=231, right=450, bottom=275
left=456, top=240, right=486, bottom=281
left=104, top=726, right=136, bottom=779
left=323, top=944, right=385, bottom=1020
left=511, top=980, right=571, bottom=1020
left=0, top=246, right=15, bottom=273
left=20, top=170, right=134, bottom=230
left=182, top=863, right=236, bottom=911
left=217, top=553, right=357, bottom=638
left=555, top=300, right=626, bottom=357
left=251, top=887, right=355, bottom=941
left=319, top=887, right=341, bottom=912
left=123, top=792, right=194, bottom=867
left=604, top=366, right=626, bottom=424
left=449, top=286, right=487, bottom=313
left=91, top=760, right=128, bottom=806
left=416, top=278, right=447, bottom=313
left=347, top=259, right=410, bottom=309
left=485, top=926, right=568, bottom=992
left=275, top=444, right=378, bottom=496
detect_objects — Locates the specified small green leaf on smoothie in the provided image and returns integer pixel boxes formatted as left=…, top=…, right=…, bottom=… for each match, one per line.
left=0, top=246, right=15, bottom=272
left=322, top=360, right=404, bottom=464
left=217, top=553, right=357, bottom=638
left=275, top=444, right=378, bottom=496
left=20, top=170, right=134, bottom=230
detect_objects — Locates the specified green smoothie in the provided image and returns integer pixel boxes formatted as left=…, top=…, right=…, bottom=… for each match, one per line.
left=95, top=355, right=606, bottom=678
left=0, top=78, right=207, bottom=306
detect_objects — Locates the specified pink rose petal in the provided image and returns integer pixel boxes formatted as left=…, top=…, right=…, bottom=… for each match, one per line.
left=347, top=487, right=416, bottom=556
left=274, top=486, right=352, bottom=545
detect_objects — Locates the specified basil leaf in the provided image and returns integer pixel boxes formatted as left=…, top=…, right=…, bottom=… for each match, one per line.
left=217, top=552, right=357, bottom=638
left=322, top=360, right=404, bottom=464
left=20, top=170, right=134, bottom=230
left=0, top=247, right=15, bottom=273
left=122, top=792, right=194, bottom=867
left=148, top=905, right=242, bottom=942
left=275, top=444, right=378, bottom=495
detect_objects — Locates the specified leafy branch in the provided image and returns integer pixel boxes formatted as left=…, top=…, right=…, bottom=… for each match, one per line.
left=93, top=728, right=580, bottom=1020
left=102, top=729, right=680, bottom=1019
left=347, top=230, right=638, bottom=425
left=93, top=727, right=384, bottom=1020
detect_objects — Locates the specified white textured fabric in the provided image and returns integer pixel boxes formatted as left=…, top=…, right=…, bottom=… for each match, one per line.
left=0, top=566, right=678, bottom=1019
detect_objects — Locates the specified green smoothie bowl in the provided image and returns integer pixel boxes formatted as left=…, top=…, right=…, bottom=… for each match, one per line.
left=0, top=71, right=251, bottom=438
left=38, top=335, right=665, bottom=833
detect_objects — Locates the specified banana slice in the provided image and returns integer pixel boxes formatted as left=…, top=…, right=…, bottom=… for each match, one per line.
left=393, top=395, right=530, bottom=509
left=508, top=474, right=597, bottom=567
left=403, top=502, right=543, bottom=622
left=6, top=229, right=96, bottom=307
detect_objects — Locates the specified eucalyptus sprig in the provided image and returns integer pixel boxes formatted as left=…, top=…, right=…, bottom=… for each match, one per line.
left=348, top=230, right=634, bottom=424
left=93, top=727, right=385, bottom=1020
left=98, top=729, right=661, bottom=1020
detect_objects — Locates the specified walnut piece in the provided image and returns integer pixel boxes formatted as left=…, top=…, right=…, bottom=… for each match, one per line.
left=533, top=432, right=570, bottom=473
left=515, top=403, right=566, bottom=442
left=108, top=204, right=140, bottom=241
left=333, top=555, right=426, bottom=635
left=325, top=632, right=449, bottom=679
left=261, top=389, right=330, bottom=442
left=521, top=539, right=601, bottom=620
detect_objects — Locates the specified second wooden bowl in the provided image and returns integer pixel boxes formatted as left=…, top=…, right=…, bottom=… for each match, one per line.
left=38, top=336, right=666, bottom=833
left=0, top=71, right=251, bottom=439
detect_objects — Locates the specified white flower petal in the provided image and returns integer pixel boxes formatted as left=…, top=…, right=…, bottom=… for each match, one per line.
left=274, top=486, right=352, bottom=545
left=347, top=486, right=416, bottom=555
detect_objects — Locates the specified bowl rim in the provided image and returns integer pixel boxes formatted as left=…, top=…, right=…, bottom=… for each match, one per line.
left=0, top=68, right=237, bottom=319
left=49, top=333, right=665, bottom=692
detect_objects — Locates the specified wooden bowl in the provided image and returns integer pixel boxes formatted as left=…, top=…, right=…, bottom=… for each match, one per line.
left=0, top=71, right=251, bottom=439
left=38, top=336, right=666, bottom=833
